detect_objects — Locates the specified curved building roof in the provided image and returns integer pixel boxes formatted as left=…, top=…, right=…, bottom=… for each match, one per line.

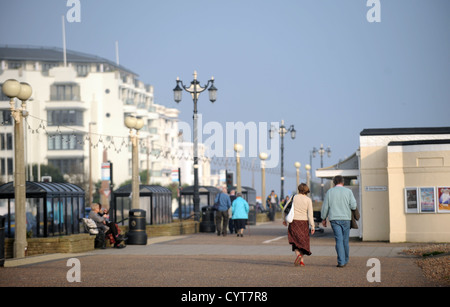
left=0, top=45, right=137, bottom=75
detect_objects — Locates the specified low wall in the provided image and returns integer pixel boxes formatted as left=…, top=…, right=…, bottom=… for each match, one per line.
left=4, top=234, right=95, bottom=259
left=118, top=221, right=200, bottom=238
left=3, top=217, right=275, bottom=259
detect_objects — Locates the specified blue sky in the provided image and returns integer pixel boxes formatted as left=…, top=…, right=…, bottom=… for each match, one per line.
left=1, top=0, right=449, bottom=197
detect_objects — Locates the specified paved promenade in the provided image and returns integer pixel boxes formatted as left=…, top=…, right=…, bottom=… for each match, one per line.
left=0, top=220, right=444, bottom=288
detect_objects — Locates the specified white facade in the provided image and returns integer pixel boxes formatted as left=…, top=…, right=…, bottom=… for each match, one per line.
left=0, top=46, right=184, bottom=193
left=178, top=142, right=212, bottom=186
left=147, top=103, right=180, bottom=185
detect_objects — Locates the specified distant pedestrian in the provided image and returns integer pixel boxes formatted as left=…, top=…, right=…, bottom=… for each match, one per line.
left=283, top=183, right=315, bottom=266
left=228, top=190, right=237, bottom=234
left=231, top=192, right=249, bottom=237
left=321, top=175, right=357, bottom=268
left=266, top=190, right=279, bottom=221
left=280, top=195, right=290, bottom=210
left=214, top=187, right=231, bottom=236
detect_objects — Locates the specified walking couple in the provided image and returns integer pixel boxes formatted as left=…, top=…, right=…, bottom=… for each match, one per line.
left=283, top=176, right=357, bottom=267
left=215, top=187, right=249, bottom=237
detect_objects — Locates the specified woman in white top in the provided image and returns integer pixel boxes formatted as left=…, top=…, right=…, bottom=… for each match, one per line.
left=283, top=183, right=315, bottom=266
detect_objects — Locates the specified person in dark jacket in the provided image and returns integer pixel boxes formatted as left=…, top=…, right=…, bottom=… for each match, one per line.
left=214, top=187, right=231, bottom=236
left=228, top=190, right=237, bottom=234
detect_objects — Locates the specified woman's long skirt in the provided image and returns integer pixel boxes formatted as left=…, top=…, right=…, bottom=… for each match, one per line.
left=288, top=220, right=312, bottom=255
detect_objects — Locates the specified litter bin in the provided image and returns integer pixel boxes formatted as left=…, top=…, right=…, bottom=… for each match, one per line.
left=200, top=206, right=215, bottom=233
left=247, top=204, right=256, bottom=225
left=127, top=209, right=147, bottom=245
left=0, top=215, right=5, bottom=267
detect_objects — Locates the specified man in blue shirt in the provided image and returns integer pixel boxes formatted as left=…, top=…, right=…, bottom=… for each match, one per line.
left=321, top=175, right=357, bottom=267
left=214, top=187, right=231, bottom=236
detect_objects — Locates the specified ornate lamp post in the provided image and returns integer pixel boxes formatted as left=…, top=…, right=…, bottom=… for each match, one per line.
left=294, top=161, right=301, bottom=188
left=125, top=116, right=145, bottom=209
left=173, top=71, right=217, bottom=221
left=259, top=152, right=268, bottom=210
left=269, top=120, right=296, bottom=200
left=2, top=79, right=32, bottom=258
left=305, top=164, right=311, bottom=190
left=312, top=144, right=331, bottom=200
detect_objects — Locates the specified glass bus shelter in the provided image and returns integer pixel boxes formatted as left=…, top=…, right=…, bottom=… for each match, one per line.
left=112, top=184, right=173, bottom=226
left=0, top=181, right=85, bottom=238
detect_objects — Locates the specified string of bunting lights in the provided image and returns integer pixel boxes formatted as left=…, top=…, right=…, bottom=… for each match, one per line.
left=22, top=113, right=297, bottom=178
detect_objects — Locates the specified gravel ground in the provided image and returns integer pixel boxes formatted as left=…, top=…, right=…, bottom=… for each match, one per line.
left=403, top=243, right=450, bottom=286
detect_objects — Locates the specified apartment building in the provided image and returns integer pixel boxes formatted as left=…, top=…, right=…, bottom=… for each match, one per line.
left=0, top=45, right=182, bottom=191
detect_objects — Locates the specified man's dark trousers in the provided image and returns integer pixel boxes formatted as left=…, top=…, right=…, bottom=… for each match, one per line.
left=215, top=210, right=229, bottom=236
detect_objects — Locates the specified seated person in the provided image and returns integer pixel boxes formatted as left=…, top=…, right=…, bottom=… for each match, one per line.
left=89, top=203, right=110, bottom=233
left=89, top=203, right=125, bottom=248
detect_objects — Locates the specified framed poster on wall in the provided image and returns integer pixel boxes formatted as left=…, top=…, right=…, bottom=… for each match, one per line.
left=404, top=187, right=418, bottom=213
left=437, top=187, right=450, bottom=213
left=419, top=187, right=436, bottom=213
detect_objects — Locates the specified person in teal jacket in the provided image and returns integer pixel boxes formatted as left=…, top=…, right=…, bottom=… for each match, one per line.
left=231, top=193, right=249, bottom=237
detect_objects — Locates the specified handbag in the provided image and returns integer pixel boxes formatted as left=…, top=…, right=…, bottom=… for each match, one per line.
left=284, top=195, right=295, bottom=223
left=351, top=207, right=360, bottom=229
left=213, top=193, right=221, bottom=211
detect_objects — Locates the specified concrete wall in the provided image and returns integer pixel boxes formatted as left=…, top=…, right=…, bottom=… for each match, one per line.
left=387, top=142, right=450, bottom=242
left=360, top=131, right=450, bottom=242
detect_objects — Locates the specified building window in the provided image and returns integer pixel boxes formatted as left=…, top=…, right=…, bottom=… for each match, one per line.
left=48, top=133, right=84, bottom=151
left=0, top=158, right=13, bottom=176
left=0, top=86, right=12, bottom=102
left=47, top=110, right=83, bottom=126
left=7, top=62, right=22, bottom=69
left=50, top=83, right=80, bottom=101
left=1, top=133, right=13, bottom=150
left=76, top=64, right=90, bottom=77
left=0, top=110, right=12, bottom=125
left=42, top=62, right=59, bottom=75
left=48, top=158, right=84, bottom=175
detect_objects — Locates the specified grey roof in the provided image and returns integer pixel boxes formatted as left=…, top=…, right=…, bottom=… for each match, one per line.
left=360, top=127, right=450, bottom=136
left=114, top=184, right=172, bottom=196
left=0, top=181, right=84, bottom=197
left=180, top=186, right=221, bottom=194
left=388, top=139, right=450, bottom=146
left=0, top=45, right=137, bottom=75
left=318, top=152, right=359, bottom=171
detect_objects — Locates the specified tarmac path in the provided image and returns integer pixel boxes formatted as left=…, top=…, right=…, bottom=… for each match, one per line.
left=0, top=221, right=444, bottom=288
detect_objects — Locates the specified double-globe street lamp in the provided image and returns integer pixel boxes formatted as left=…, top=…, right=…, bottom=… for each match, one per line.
left=1, top=79, right=33, bottom=258
left=294, top=162, right=301, bottom=188
left=234, top=143, right=243, bottom=194
left=305, top=164, right=311, bottom=190
left=259, top=152, right=268, bottom=210
left=124, top=116, right=145, bottom=210
left=269, top=120, right=296, bottom=200
left=173, top=71, right=217, bottom=221
left=312, top=144, right=331, bottom=200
